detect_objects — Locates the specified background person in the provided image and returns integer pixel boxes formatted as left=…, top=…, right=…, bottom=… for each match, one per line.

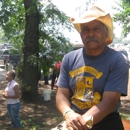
left=3, top=70, right=21, bottom=130
left=56, top=6, right=129, bottom=130
left=56, top=61, right=62, bottom=79
left=51, top=61, right=62, bottom=90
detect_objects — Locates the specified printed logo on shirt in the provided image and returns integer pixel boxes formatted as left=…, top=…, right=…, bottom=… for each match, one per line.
left=69, top=66, right=103, bottom=79
left=70, top=66, right=102, bottom=109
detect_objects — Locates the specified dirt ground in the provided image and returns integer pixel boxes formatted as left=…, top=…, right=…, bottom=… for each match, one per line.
left=0, top=77, right=130, bottom=130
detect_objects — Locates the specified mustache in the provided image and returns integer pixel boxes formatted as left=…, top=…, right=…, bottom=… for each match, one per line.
left=86, top=37, right=99, bottom=43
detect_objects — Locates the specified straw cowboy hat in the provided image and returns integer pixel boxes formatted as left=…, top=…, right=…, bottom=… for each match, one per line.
left=70, top=6, right=113, bottom=44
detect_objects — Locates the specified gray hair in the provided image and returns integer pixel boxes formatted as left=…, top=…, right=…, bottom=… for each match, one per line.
left=8, top=70, right=16, bottom=79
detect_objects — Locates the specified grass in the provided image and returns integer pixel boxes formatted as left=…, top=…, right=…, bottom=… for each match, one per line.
left=21, top=119, right=40, bottom=130
left=1, top=113, right=130, bottom=130
left=18, top=113, right=129, bottom=130
left=1, top=118, right=45, bottom=130
left=20, top=117, right=61, bottom=130
left=120, top=112, right=130, bottom=120
left=2, top=113, right=130, bottom=130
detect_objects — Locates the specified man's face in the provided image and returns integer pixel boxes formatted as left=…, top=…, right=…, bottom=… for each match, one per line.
left=80, top=20, right=108, bottom=54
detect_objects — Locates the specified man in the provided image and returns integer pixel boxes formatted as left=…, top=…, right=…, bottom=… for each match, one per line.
left=56, top=6, right=129, bottom=130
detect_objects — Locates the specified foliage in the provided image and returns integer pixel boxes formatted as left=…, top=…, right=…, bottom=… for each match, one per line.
left=120, top=113, right=130, bottom=120
left=0, top=0, right=73, bottom=76
left=21, top=119, right=40, bottom=130
left=75, top=0, right=97, bottom=17
left=18, top=79, right=31, bottom=92
left=21, top=116, right=62, bottom=130
left=0, top=0, right=25, bottom=48
left=38, top=0, right=73, bottom=74
left=113, top=0, right=130, bottom=38
left=0, top=28, right=7, bottom=43
left=0, top=0, right=73, bottom=100
left=19, top=117, right=62, bottom=130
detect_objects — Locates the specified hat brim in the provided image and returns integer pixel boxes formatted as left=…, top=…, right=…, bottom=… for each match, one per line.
left=70, top=7, right=113, bottom=45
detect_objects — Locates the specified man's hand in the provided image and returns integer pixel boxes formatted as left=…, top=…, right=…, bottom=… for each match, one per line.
left=64, top=111, right=89, bottom=130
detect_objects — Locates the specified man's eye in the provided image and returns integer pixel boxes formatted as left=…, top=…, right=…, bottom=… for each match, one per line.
left=94, top=27, right=100, bottom=31
left=83, top=28, right=89, bottom=32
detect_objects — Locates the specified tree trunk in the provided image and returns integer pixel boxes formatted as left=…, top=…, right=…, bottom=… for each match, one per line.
left=44, top=76, right=49, bottom=85
left=22, top=0, right=40, bottom=101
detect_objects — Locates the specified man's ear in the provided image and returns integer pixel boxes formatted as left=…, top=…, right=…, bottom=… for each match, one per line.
left=105, top=30, right=111, bottom=45
left=104, top=29, right=108, bottom=41
left=105, top=29, right=108, bottom=38
left=103, top=25, right=108, bottom=37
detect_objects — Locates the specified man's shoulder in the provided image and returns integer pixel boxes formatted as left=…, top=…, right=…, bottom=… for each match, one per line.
left=109, top=47, right=128, bottom=58
left=107, top=46, right=124, bottom=57
left=107, top=47, right=129, bottom=66
left=66, top=48, right=83, bottom=56
left=62, top=48, right=83, bottom=64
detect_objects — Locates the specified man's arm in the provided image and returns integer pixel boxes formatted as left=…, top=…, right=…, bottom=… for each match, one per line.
left=56, top=88, right=71, bottom=114
left=82, top=91, right=121, bottom=125
left=56, top=88, right=121, bottom=130
left=56, top=88, right=89, bottom=130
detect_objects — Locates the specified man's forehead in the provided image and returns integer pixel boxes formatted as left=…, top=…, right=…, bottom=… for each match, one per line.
left=80, top=20, right=104, bottom=27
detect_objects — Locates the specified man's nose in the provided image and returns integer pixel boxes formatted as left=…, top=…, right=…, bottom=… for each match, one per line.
left=88, top=29, right=94, bottom=37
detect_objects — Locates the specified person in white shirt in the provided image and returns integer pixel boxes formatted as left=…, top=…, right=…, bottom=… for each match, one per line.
left=3, top=70, right=21, bottom=130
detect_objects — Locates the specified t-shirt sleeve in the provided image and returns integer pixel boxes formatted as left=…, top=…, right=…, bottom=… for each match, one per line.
left=56, top=55, right=70, bottom=88
left=13, top=82, right=19, bottom=88
left=104, top=56, right=129, bottom=96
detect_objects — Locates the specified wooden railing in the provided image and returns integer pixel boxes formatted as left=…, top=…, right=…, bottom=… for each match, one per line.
left=122, top=118, right=130, bottom=130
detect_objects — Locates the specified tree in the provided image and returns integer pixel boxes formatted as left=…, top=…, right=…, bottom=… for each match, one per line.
left=75, top=0, right=97, bottom=17
left=0, top=0, right=73, bottom=101
left=0, top=28, right=7, bottom=44
left=20, top=0, right=40, bottom=100
left=0, top=0, right=25, bottom=48
left=113, top=0, right=130, bottom=38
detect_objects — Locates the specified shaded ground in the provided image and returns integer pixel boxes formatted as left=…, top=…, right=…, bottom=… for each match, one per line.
left=0, top=78, right=130, bottom=130
left=119, top=78, right=130, bottom=116
left=0, top=80, right=63, bottom=130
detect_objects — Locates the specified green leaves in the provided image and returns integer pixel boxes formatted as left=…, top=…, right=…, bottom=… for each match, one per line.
left=0, top=0, right=73, bottom=86
left=113, top=0, right=130, bottom=38
left=0, top=0, right=25, bottom=47
left=0, top=0, right=72, bottom=62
